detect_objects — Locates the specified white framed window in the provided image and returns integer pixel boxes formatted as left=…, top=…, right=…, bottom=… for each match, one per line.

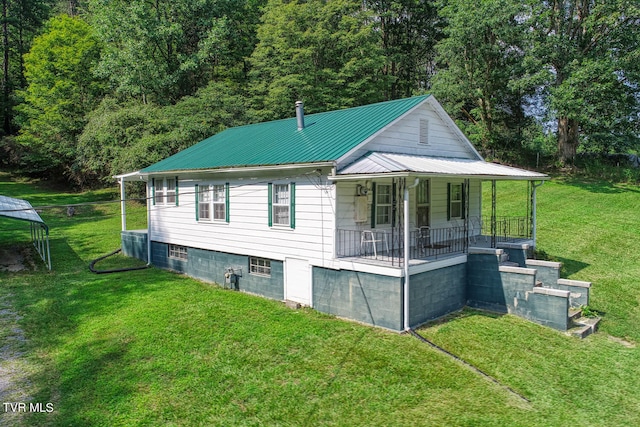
left=376, top=184, right=392, bottom=226
left=250, top=257, right=271, bottom=276
left=212, top=184, right=226, bottom=221
left=449, top=183, right=463, bottom=219
left=416, top=179, right=430, bottom=228
left=272, top=184, right=290, bottom=226
left=168, top=244, right=188, bottom=260
left=154, top=179, right=164, bottom=205
left=199, top=184, right=211, bottom=220
left=166, top=178, right=176, bottom=205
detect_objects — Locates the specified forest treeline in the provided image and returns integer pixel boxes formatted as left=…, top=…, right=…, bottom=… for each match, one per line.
left=1, top=0, right=639, bottom=187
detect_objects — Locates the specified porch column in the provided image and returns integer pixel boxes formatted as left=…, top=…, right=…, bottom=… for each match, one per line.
left=531, top=180, right=545, bottom=249
left=120, top=178, right=127, bottom=231
left=491, top=180, right=497, bottom=248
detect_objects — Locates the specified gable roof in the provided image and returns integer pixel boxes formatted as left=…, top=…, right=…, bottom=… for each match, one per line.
left=141, top=95, right=430, bottom=174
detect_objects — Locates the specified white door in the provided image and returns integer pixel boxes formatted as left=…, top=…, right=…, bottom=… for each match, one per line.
left=285, top=258, right=311, bottom=306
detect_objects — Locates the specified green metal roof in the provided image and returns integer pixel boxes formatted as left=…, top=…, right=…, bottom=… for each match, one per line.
left=141, top=95, right=430, bottom=173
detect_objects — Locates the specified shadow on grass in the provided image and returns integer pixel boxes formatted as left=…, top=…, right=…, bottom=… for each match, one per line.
left=557, top=177, right=640, bottom=194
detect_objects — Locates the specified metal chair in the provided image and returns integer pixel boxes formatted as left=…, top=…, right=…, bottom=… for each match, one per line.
left=360, top=230, right=388, bottom=259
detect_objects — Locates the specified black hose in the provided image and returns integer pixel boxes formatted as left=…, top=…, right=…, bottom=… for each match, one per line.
left=89, top=248, right=151, bottom=274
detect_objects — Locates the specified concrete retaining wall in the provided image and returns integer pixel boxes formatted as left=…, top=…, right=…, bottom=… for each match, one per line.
left=525, top=259, right=561, bottom=286
left=121, top=231, right=147, bottom=261
left=149, top=241, right=285, bottom=301
left=409, top=263, right=467, bottom=327
left=313, top=267, right=402, bottom=331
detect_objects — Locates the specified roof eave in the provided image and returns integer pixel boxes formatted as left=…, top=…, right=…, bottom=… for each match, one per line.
left=329, top=172, right=549, bottom=181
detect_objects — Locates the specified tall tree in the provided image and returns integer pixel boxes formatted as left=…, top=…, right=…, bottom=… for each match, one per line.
left=249, top=0, right=389, bottom=120
left=431, top=0, right=530, bottom=155
left=89, top=0, right=263, bottom=105
left=365, top=0, right=441, bottom=99
left=525, top=0, right=640, bottom=162
left=1, top=0, right=53, bottom=136
left=16, top=14, right=105, bottom=183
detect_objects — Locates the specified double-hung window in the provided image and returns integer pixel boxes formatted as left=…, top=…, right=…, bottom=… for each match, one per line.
left=212, top=184, right=226, bottom=221
left=416, top=179, right=430, bottom=227
left=375, top=184, right=392, bottom=226
left=166, top=178, right=176, bottom=205
left=199, top=185, right=211, bottom=220
left=449, top=183, right=463, bottom=219
left=196, top=183, right=229, bottom=222
left=268, top=183, right=295, bottom=228
left=153, top=178, right=164, bottom=205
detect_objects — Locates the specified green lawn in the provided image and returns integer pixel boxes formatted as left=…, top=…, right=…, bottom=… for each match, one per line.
left=1, top=172, right=639, bottom=426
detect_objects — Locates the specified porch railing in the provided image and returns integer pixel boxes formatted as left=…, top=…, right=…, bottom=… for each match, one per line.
left=336, top=226, right=467, bottom=266
left=480, top=216, right=531, bottom=244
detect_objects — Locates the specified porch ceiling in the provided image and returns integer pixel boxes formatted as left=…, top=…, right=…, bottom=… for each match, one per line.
left=334, top=152, right=548, bottom=180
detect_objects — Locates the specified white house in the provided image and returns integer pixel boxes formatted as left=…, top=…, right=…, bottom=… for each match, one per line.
left=116, top=95, right=594, bottom=334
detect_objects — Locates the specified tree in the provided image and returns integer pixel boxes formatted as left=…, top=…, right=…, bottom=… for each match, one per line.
left=524, top=0, right=640, bottom=162
left=16, top=14, right=105, bottom=183
left=431, top=0, right=531, bottom=155
left=365, top=0, right=442, bottom=99
left=89, top=0, right=264, bottom=105
left=249, top=0, right=390, bottom=120
left=78, top=81, right=248, bottom=184
left=1, top=0, right=53, bottom=136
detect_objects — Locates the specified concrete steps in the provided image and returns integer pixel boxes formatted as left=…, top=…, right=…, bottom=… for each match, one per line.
left=567, top=308, right=600, bottom=339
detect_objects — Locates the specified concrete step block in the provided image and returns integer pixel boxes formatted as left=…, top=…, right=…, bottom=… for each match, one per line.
left=568, top=308, right=583, bottom=321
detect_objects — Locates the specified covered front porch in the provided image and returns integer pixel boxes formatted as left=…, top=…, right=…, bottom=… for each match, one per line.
left=336, top=214, right=533, bottom=267
left=330, top=153, right=548, bottom=269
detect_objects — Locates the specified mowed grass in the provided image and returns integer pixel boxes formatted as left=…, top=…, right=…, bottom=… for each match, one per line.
left=1, top=172, right=639, bottom=426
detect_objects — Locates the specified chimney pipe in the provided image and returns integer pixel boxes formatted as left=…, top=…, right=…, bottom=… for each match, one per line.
left=296, top=101, right=305, bottom=130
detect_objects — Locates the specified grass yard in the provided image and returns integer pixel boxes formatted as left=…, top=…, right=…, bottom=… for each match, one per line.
left=1, top=172, right=639, bottom=426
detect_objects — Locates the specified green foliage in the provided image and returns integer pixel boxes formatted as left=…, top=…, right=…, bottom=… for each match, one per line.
left=249, top=0, right=390, bottom=121
left=2, top=175, right=640, bottom=425
left=15, top=14, right=105, bottom=184
left=88, top=0, right=264, bottom=104
left=523, top=0, right=640, bottom=161
left=78, top=81, right=248, bottom=184
left=432, top=0, right=534, bottom=158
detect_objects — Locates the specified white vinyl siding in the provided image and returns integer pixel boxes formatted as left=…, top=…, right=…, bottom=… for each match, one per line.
left=149, top=175, right=336, bottom=269
left=340, top=102, right=478, bottom=165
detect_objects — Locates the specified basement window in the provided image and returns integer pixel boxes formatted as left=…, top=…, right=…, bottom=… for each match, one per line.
left=169, top=244, right=188, bottom=260
left=249, top=257, right=271, bottom=277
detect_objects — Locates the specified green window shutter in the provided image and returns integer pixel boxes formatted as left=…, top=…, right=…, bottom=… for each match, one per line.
left=195, top=184, right=199, bottom=221
left=225, top=182, right=230, bottom=223
left=267, top=183, right=273, bottom=227
left=290, top=182, right=296, bottom=229
left=447, top=183, right=451, bottom=221
left=371, top=182, right=377, bottom=228
left=175, top=176, right=179, bottom=206
left=152, top=178, right=156, bottom=206
left=461, top=183, right=466, bottom=220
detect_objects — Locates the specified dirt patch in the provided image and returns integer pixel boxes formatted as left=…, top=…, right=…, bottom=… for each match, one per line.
left=608, top=335, right=636, bottom=348
left=0, top=293, right=34, bottom=426
left=0, top=245, right=35, bottom=272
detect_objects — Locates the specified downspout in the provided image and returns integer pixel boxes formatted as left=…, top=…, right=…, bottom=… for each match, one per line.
left=120, top=178, right=127, bottom=231
left=531, top=180, right=545, bottom=249
left=404, top=178, right=420, bottom=331
left=147, top=179, right=152, bottom=265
